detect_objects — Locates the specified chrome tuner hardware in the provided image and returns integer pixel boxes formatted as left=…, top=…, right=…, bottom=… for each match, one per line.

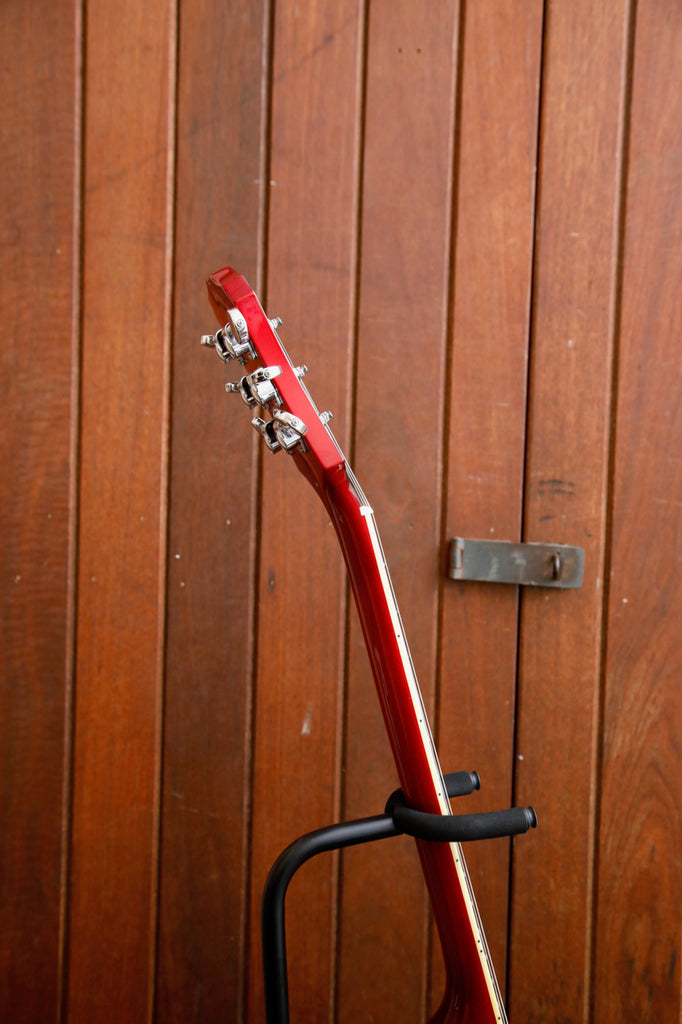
left=319, top=410, right=333, bottom=425
left=271, top=410, right=308, bottom=453
left=226, top=366, right=283, bottom=408
left=269, top=316, right=283, bottom=329
left=294, top=365, right=308, bottom=378
left=252, top=416, right=282, bottom=453
left=224, top=307, right=255, bottom=361
left=202, top=307, right=256, bottom=363
left=251, top=411, right=308, bottom=454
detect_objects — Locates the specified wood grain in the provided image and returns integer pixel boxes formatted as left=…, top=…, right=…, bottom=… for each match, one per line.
left=593, top=1, right=682, bottom=1019
left=337, top=3, right=460, bottom=1019
left=509, top=2, right=632, bottom=1021
left=246, top=2, right=364, bottom=1020
left=438, top=1, right=543, bottom=1003
left=66, top=0, right=174, bottom=1018
left=3, top=4, right=681, bottom=1022
left=0, top=1, right=79, bottom=1019
left=155, top=1, right=269, bottom=1020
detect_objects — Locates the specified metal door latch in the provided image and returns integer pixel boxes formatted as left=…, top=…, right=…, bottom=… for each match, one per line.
left=448, top=538, right=584, bottom=589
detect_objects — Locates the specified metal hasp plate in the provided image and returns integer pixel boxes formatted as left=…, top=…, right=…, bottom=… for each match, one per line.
left=449, top=538, right=584, bottom=589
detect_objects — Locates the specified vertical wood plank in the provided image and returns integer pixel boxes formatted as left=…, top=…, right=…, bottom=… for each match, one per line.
left=4, top=3, right=680, bottom=1020
left=66, top=0, right=175, bottom=1018
left=438, top=0, right=543, bottom=1002
left=246, top=2, right=364, bottom=1020
left=155, top=2, right=269, bottom=1021
left=0, top=1, right=79, bottom=1020
left=594, top=1, right=682, bottom=1019
left=337, top=3, right=460, bottom=1020
left=509, top=2, right=632, bottom=1020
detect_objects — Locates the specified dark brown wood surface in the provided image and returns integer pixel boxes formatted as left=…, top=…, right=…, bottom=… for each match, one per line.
left=245, top=4, right=365, bottom=1021
left=509, top=1, right=633, bottom=1020
left=65, top=0, right=174, bottom=1018
left=155, top=1, right=269, bottom=1021
left=438, top=1, right=543, bottom=1004
left=0, top=1, right=78, bottom=1020
left=2, top=2, right=680, bottom=1022
left=593, top=1, right=682, bottom=1019
left=337, top=3, right=460, bottom=1019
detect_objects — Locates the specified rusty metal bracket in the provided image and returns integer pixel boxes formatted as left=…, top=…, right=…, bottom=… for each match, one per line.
left=448, top=538, right=584, bottom=589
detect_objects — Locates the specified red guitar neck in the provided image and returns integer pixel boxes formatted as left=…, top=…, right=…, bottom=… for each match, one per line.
left=204, top=266, right=510, bottom=1023
left=315, top=461, right=507, bottom=1024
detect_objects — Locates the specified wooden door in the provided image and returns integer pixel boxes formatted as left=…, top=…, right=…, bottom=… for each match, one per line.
left=2, top=1, right=680, bottom=1022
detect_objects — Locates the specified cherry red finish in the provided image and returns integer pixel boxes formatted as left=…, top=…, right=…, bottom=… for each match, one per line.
left=207, top=267, right=506, bottom=1023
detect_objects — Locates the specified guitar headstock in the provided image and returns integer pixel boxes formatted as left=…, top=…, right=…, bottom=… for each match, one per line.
left=201, top=267, right=343, bottom=477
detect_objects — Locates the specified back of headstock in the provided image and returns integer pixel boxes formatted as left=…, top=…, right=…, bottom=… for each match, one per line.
left=201, top=267, right=343, bottom=481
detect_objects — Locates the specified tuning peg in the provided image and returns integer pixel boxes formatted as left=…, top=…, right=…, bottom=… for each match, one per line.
left=224, top=307, right=255, bottom=361
left=272, top=410, right=308, bottom=453
left=248, top=366, right=283, bottom=407
left=226, top=366, right=283, bottom=408
left=319, top=410, right=333, bottom=425
left=204, top=307, right=257, bottom=363
left=269, top=316, right=283, bottom=329
left=294, top=365, right=308, bottom=378
left=252, top=416, right=282, bottom=453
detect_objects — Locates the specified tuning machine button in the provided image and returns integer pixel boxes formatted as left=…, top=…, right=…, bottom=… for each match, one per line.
left=202, top=325, right=233, bottom=362
left=272, top=410, right=308, bottom=453
left=252, top=410, right=308, bottom=454
left=202, top=307, right=257, bottom=363
left=224, top=307, right=256, bottom=361
left=252, top=416, right=282, bottom=453
left=226, top=365, right=283, bottom=408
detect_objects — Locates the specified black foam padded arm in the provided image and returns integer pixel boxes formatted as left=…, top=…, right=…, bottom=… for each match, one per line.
left=391, top=802, right=537, bottom=843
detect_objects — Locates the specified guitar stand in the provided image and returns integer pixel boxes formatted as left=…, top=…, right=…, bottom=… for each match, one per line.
left=262, top=770, right=536, bottom=1024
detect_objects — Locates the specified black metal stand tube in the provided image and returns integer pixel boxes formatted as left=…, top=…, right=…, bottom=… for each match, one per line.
left=260, top=771, right=536, bottom=1024
left=261, top=814, right=398, bottom=1024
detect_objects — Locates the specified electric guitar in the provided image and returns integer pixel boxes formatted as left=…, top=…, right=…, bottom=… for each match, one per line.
left=202, top=266, right=535, bottom=1023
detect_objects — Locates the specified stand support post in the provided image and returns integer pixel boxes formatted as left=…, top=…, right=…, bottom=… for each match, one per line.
left=261, top=772, right=536, bottom=1024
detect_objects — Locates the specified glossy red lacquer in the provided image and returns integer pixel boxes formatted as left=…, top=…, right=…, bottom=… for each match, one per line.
left=207, top=266, right=507, bottom=1023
